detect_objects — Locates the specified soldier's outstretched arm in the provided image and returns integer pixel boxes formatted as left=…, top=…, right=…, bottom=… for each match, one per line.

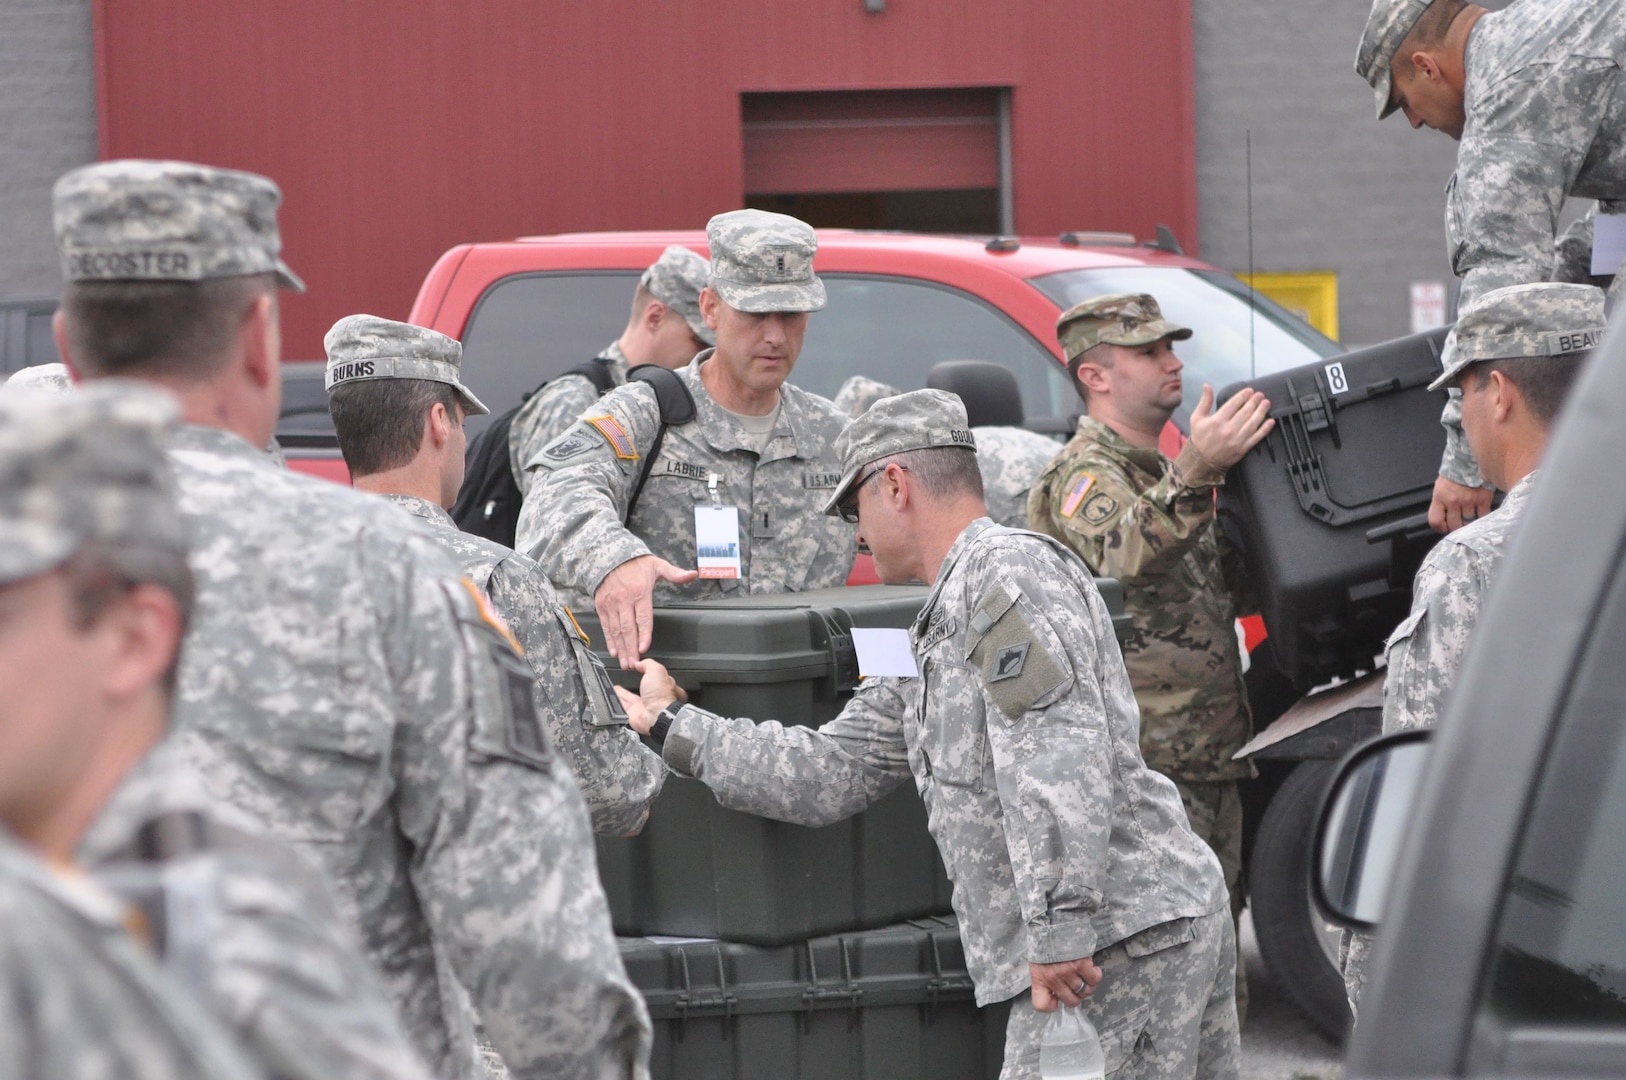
left=390, top=572, right=650, bottom=1080
left=515, top=384, right=698, bottom=664
left=621, top=662, right=915, bottom=827
left=489, top=554, right=667, bottom=837
left=961, top=547, right=1118, bottom=968
left=514, top=382, right=667, bottom=588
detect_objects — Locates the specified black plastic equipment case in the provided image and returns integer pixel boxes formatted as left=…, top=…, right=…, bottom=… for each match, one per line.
left=581, top=586, right=954, bottom=944
left=620, top=916, right=1011, bottom=1080
left=1217, top=328, right=1450, bottom=689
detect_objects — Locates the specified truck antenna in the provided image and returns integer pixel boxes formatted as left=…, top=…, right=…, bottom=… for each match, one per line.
left=1247, top=129, right=1257, bottom=380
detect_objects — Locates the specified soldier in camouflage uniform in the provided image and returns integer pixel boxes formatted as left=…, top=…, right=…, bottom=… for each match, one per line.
left=0, top=831, right=266, bottom=1080
left=517, top=209, right=855, bottom=664
left=325, top=314, right=666, bottom=836
left=1027, top=294, right=1273, bottom=1021
left=53, top=160, right=650, bottom=1080
left=615, top=390, right=1239, bottom=1080
left=1343, top=283, right=1603, bottom=1014
left=830, top=374, right=1060, bottom=530
left=509, top=245, right=714, bottom=495
left=1355, top=0, right=1626, bottom=534
left=0, top=383, right=431, bottom=1080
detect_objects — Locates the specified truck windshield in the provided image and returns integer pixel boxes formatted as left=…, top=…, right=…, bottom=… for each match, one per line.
left=1028, top=267, right=1343, bottom=426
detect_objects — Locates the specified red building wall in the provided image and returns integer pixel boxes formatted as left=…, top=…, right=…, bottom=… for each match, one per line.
left=94, top=1, right=1196, bottom=358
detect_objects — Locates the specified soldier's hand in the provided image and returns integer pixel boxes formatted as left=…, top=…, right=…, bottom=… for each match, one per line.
left=595, top=555, right=699, bottom=667
left=1187, top=384, right=1274, bottom=471
left=615, top=659, right=684, bottom=735
left=1029, top=957, right=1103, bottom=1012
left=1428, top=475, right=1495, bottom=534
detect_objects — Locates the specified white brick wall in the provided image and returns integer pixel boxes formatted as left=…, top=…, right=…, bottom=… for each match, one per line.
left=0, top=0, right=96, bottom=302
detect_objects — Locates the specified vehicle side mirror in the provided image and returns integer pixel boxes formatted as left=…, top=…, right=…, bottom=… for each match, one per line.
left=1312, top=730, right=1433, bottom=929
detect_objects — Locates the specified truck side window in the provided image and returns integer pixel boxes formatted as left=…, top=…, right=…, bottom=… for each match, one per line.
left=791, top=275, right=1073, bottom=427
left=459, top=271, right=645, bottom=435
left=1481, top=558, right=1626, bottom=1030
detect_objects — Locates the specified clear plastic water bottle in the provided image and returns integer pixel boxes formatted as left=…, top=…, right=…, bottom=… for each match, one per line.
left=1039, top=1003, right=1106, bottom=1080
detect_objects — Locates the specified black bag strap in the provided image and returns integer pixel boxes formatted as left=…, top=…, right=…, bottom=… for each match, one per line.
left=623, top=364, right=697, bottom=522
left=571, top=358, right=618, bottom=397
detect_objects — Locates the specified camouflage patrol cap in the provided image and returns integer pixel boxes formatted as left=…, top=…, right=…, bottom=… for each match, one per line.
left=323, top=315, right=489, bottom=416
left=832, top=375, right=903, bottom=418
left=1430, top=283, right=1608, bottom=391
left=706, top=209, right=826, bottom=314
left=823, top=389, right=976, bottom=515
left=1, top=363, right=73, bottom=395
left=1355, top=0, right=1432, bottom=120
left=641, top=245, right=715, bottom=346
left=0, top=382, right=184, bottom=585
left=53, top=159, right=304, bottom=291
left=1056, top=292, right=1192, bottom=363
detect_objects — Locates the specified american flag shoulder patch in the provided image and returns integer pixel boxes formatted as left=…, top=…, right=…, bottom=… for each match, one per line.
left=1060, top=472, right=1097, bottom=518
left=587, top=415, right=638, bottom=460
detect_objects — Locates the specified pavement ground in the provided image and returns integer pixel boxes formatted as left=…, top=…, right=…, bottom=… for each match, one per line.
left=1239, top=910, right=1343, bottom=1080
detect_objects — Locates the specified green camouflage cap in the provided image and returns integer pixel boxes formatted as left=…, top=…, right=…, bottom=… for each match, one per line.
left=706, top=209, right=826, bottom=314
left=54, top=159, right=305, bottom=291
left=0, top=381, right=184, bottom=585
left=641, top=245, right=715, bottom=346
left=1, top=363, right=73, bottom=395
left=823, top=388, right=976, bottom=515
left=323, top=314, right=489, bottom=416
left=1355, top=0, right=1431, bottom=121
left=1056, top=292, right=1192, bottom=362
left=1430, top=283, right=1607, bottom=391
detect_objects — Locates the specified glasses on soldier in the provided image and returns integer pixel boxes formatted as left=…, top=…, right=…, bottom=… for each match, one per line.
left=836, top=464, right=907, bottom=524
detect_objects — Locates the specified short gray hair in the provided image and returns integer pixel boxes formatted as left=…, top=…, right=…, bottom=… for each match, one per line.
left=879, top=446, right=983, bottom=503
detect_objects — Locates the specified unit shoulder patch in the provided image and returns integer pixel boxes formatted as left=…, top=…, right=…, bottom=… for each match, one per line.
left=587, top=414, right=638, bottom=460
left=966, top=587, right=1070, bottom=720
left=542, top=431, right=596, bottom=462
left=1079, top=492, right=1120, bottom=526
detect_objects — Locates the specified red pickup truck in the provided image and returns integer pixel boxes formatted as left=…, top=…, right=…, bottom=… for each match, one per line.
left=276, top=228, right=1338, bottom=477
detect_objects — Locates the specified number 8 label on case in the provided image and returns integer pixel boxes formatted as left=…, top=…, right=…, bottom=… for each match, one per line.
left=1325, top=361, right=1349, bottom=395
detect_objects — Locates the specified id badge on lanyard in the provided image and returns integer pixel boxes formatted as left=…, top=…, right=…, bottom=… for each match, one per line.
left=695, top=472, right=742, bottom=580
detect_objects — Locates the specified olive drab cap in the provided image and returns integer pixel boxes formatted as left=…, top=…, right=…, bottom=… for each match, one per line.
left=706, top=209, right=827, bottom=313
left=53, top=159, right=305, bottom=291
left=1355, top=0, right=1432, bottom=120
left=823, top=388, right=976, bottom=514
left=1430, top=282, right=1608, bottom=390
left=0, top=382, right=184, bottom=584
left=642, top=245, right=715, bottom=346
left=323, top=314, right=490, bottom=416
left=1055, top=292, right=1192, bottom=363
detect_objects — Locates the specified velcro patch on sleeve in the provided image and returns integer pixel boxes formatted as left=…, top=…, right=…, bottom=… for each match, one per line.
left=1079, top=492, right=1119, bottom=526
left=1060, top=472, right=1097, bottom=518
left=966, top=587, right=1070, bottom=721
left=587, top=414, right=638, bottom=460
left=542, top=431, right=597, bottom=462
